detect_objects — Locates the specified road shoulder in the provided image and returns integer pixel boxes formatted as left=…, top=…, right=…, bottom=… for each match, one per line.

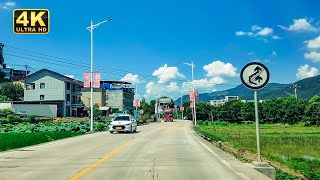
left=187, top=124, right=271, bottom=180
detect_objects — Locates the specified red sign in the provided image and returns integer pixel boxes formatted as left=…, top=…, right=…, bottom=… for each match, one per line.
left=93, top=72, right=100, bottom=88
left=180, top=106, right=184, bottom=111
left=133, top=99, right=141, bottom=107
left=84, top=73, right=90, bottom=88
left=195, top=91, right=199, bottom=101
left=189, top=91, right=194, bottom=100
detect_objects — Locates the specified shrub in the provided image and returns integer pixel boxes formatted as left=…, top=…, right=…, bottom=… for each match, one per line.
left=7, top=114, right=21, bottom=124
left=27, top=115, right=37, bottom=123
left=96, top=122, right=106, bottom=131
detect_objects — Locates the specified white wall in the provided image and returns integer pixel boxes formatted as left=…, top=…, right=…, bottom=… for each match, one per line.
left=0, top=103, right=57, bottom=117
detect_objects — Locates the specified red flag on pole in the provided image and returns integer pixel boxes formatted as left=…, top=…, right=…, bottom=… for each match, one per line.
left=190, top=101, right=193, bottom=107
left=84, top=73, right=90, bottom=88
left=93, top=72, right=100, bottom=88
left=195, top=91, right=199, bottom=101
left=180, top=106, right=185, bottom=111
left=189, top=91, right=194, bottom=100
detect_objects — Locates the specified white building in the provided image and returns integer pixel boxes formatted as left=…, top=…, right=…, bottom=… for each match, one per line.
left=208, top=96, right=239, bottom=106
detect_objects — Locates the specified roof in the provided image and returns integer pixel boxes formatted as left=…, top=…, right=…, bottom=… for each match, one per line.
left=100, top=80, right=131, bottom=85
left=26, top=69, right=83, bottom=83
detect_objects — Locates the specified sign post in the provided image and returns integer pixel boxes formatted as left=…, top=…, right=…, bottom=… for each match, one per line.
left=240, top=62, right=269, bottom=162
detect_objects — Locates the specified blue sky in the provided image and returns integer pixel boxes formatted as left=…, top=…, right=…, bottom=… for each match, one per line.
left=1, top=0, right=320, bottom=100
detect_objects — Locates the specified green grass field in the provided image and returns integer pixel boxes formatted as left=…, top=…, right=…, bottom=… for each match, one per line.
left=0, top=132, right=82, bottom=151
left=195, top=122, right=320, bottom=179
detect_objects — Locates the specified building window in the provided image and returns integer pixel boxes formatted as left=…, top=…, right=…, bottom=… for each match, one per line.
left=40, top=83, right=45, bottom=89
left=26, top=83, right=35, bottom=90
left=40, top=95, right=45, bottom=100
left=72, top=96, right=76, bottom=104
left=66, top=94, right=70, bottom=102
left=67, top=82, right=71, bottom=90
left=72, top=84, right=76, bottom=92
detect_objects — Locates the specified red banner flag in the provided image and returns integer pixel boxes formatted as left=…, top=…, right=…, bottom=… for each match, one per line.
left=180, top=106, right=185, bottom=111
left=189, top=91, right=194, bottom=100
left=93, top=72, right=100, bottom=88
left=84, top=73, right=90, bottom=88
left=133, top=99, right=141, bottom=107
left=195, top=91, right=199, bottom=101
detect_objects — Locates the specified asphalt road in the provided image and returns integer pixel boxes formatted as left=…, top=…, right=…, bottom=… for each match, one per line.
left=0, top=120, right=270, bottom=180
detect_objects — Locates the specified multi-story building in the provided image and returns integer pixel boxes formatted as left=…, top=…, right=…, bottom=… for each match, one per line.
left=208, top=96, right=239, bottom=106
left=101, top=81, right=135, bottom=112
left=24, top=69, right=83, bottom=117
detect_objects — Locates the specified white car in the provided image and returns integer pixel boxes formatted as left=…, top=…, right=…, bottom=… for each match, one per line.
left=109, top=115, right=137, bottom=133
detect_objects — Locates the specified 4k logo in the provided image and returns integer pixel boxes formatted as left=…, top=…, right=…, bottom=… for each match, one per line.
left=13, top=9, right=49, bottom=34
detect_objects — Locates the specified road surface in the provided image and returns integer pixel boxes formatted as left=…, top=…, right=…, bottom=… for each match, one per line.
left=0, top=120, right=270, bottom=180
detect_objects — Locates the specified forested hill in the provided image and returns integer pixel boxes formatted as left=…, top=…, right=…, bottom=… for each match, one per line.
left=175, top=75, right=320, bottom=103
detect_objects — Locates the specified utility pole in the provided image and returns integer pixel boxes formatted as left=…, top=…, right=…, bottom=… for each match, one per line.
left=86, top=18, right=112, bottom=133
left=25, top=65, right=28, bottom=77
left=182, top=61, right=197, bottom=125
left=181, top=95, right=183, bottom=120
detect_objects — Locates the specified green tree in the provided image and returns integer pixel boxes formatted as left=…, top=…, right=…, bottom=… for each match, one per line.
left=0, top=82, right=23, bottom=101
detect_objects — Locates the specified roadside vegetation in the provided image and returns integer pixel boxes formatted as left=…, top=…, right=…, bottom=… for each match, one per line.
left=189, top=95, right=320, bottom=180
left=0, top=109, right=112, bottom=152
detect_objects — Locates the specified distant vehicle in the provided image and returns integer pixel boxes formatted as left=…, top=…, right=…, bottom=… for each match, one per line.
left=163, top=108, right=173, bottom=122
left=109, top=115, right=137, bottom=133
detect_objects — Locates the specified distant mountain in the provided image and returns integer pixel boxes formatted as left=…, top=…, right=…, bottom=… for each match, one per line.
left=175, top=75, right=320, bottom=103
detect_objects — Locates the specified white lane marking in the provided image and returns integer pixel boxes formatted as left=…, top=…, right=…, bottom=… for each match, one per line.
left=185, top=128, right=251, bottom=180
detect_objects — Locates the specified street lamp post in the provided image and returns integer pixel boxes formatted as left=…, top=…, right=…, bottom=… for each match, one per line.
left=182, top=61, right=197, bottom=125
left=86, top=18, right=112, bottom=133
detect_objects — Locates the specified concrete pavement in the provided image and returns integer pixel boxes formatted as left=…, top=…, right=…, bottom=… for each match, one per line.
left=0, top=120, right=270, bottom=180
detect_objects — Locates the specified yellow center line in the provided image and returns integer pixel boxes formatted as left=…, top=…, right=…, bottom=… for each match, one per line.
left=68, top=141, right=131, bottom=180
left=68, top=125, right=168, bottom=180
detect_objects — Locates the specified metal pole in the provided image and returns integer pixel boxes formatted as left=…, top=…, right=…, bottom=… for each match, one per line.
left=181, top=96, right=183, bottom=120
left=90, top=20, right=94, bottom=133
left=135, top=84, right=138, bottom=112
left=254, top=90, right=262, bottom=162
left=294, top=87, right=297, bottom=99
left=192, top=61, right=197, bottom=125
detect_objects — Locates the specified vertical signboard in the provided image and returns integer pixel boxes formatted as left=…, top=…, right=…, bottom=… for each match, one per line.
left=93, top=72, right=100, bottom=88
left=84, top=72, right=90, bottom=88
left=195, top=91, right=199, bottom=101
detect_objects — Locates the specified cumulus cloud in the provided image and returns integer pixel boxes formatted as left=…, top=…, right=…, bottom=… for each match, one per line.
left=304, top=51, right=320, bottom=62
left=1, top=1, right=16, bottom=9
left=235, top=25, right=279, bottom=41
left=203, top=61, right=237, bottom=77
left=296, top=64, right=318, bottom=79
left=144, top=81, right=181, bottom=99
left=152, top=64, right=184, bottom=83
left=278, top=18, right=317, bottom=32
left=306, top=36, right=320, bottom=49
left=120, top=73, right=140, bottom=84
left=182, top=77, right=225, bottom=91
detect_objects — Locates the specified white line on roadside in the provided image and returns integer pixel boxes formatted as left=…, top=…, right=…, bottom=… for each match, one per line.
left=186, top=128, right=251, bottom=180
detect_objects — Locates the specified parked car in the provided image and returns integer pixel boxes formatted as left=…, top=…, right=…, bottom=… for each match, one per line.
left=109, top=115, right=137, bottom=133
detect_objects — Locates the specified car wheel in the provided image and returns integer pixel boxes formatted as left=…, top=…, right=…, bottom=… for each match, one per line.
left=110, top=131, right=114, bottom=134
left=133, top=127, right=137, bottom=132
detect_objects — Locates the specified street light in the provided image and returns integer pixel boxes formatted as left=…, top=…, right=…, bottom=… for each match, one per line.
left=181, top=61, right=197, bottom=125
left=86, top=18, right=112, bottom=133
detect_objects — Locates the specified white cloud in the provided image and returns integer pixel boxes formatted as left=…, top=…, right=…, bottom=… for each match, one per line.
left=306, top=36, right=320, bottom=49
left=272, top=51, right=277, bottom=56
left=248, top=52, right=255, bottom=56
left=236, top=25, right=279, bottom=41
left=120, top=73, right=140, bottom=84
left=296, top=64, right=318, bottom=79
left=256, top=27, right=273, bottom=36
left=235, top=31, right=246, bottom=36
left=144, top=81, right=181, bottom=99
left=181, top=77, right=224, bottom=94
left=279, top=18, right=317, bottom=32
left=203, top=61, right=237, bottom=77
left=272, top=35, right=280, bottom=40
left=304, top=51, right=320, bottom=62
left=251, top=25, right=262, bottom=31
left=1, top=1, right=16, bottom=9
left=152, top=64, right=184, bottom=83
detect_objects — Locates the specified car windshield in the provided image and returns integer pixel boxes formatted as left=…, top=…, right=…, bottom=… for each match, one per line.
left=165, top=112, right=172, bottom=115
left=113, top=116, right=130, bottom=121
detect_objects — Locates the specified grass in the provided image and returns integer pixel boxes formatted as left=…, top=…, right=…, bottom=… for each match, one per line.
left=195, top=122, right=320, bottom=179
left=0, top=131, right=83, bottom=151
